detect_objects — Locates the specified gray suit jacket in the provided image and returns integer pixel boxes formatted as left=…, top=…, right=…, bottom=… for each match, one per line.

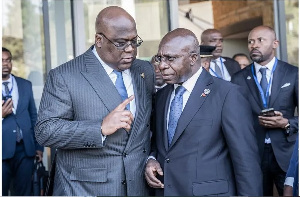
left=35, top=46, right=155, bottom=196
left=152, top=70, right=262, bottom=196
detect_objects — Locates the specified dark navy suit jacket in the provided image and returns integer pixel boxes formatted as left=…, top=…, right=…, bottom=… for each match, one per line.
left=2, top=76, right=43, bottom=160
left=222, top=56, right=241, bottom=76
left=152, top=69, right=262, bottom=196
left=231, top=60, right=298, bottom=172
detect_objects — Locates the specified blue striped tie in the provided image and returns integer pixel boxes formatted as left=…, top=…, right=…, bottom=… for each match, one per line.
left=113, top=70, right=130, bottom=110
left=260, top=67, right=270, bottom=139
left=168, top=86, right=186, bottom=145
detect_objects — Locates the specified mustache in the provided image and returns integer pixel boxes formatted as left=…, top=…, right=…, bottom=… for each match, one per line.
left=250, top=49, right=261, bottom=54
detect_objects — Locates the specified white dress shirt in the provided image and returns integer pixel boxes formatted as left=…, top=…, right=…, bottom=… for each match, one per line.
left=254, top=57, right=276, bottom=144
left=92, top=46, right=136, bottom=117
left=209, top=57, right=231, bottom=81
left=166, top=67, right=203, bottom=130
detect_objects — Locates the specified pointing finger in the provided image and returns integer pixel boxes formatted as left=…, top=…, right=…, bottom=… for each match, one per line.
left=115, top=95, right=134, bottom=111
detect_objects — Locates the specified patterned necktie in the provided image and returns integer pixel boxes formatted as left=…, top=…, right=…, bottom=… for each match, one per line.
left=212, top=60, right=223, bottom=79
left=113, top=70, right=130, bottom=110
left=168, top=86, right=186, bottom=145
left=259, top=67, right=270, bottom=139
left=3, top=82, right=9, bottom=95
left=259, top=67, right=268, bottom=97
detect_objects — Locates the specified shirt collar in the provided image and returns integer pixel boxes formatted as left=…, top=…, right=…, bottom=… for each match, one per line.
left=254, top=57, right=276, bottom=74
left=92, top=45, right=130, bottom=76
left=174, top=67, right=203, bottom=93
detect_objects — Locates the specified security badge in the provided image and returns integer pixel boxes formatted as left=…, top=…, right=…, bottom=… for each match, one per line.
left=201, top=88, right=210, bottom=97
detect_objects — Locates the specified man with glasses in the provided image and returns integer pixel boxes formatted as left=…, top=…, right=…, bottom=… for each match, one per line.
left=35, top=6, right=154, bottom=196
left=2, top=47, right=44, bottom=195
left=145, top=28, right=262, bottom=196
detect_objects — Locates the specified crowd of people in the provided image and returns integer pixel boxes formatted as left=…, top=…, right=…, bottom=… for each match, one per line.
left=2, top=6, right=298, bottom=196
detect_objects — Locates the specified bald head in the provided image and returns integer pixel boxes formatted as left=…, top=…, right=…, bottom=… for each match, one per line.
left=160, top=28, right=200, bottom=54
left=201, top=29, right=221, bottom=43
left=95, top=6, right=136, bottom=34
left=249, top=25, right=276, bottom=41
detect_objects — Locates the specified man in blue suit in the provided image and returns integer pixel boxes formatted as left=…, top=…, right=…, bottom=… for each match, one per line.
left=231, top=26, right=298, bottom=196
left=2, top=47, right=44, bottom=196
left=145, top=28, right=262, bottom=196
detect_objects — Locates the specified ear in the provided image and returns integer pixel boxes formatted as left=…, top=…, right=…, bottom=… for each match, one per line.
left=190, top=53, right=199, bottom=66
left=272, top=39, right=279, bottom=49
left=95, top=34, right=103, bottom=48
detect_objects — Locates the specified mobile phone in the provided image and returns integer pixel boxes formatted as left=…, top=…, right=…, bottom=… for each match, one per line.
left=260, top=108, right=275, bottom=117
left=2, top=95, right=12, bottom=105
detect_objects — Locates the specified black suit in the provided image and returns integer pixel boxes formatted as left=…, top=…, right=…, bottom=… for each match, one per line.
left=231, top=60, right=298, bottom=195
left=222, top=56, right=241, bottom=76
left=152, top=69, right=262, bottom=196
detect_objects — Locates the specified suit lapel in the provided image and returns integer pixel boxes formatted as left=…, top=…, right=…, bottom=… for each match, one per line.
left=269, top=61, right=285, bottom=107
left=80, top=47, right=122, bottom=113
left=124, top=61, right=146, bottom=151
left=169, top=70, right=213, bottom=149
left=243, top=66, right=263, bottom=108
left=15, top=76, right=25, bottom=114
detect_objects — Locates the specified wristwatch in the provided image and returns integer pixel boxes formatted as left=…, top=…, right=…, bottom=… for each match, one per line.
left=284, top=122, right=290, bottom=135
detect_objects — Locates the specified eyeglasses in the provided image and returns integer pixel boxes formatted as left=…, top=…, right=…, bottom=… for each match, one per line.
left=98, top=33, right=143, bottom=51
left=2, top=58, right=12, bottom=63
left=154, top=52, right=197, bottom=64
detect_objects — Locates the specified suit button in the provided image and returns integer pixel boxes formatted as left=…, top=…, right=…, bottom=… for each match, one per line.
left=123, top=153, right=128, bottom=157
left=165, top=158, right=170, bottom=163
left=13, top=130, right=16, bottom=133
left=121, top=180, right=126, bottom=185
left=143, top=148, right=146, bottom=153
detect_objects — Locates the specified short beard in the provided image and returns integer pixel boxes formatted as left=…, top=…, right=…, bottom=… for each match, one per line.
left=2, top=74, right=9, bottom=79
left=250, top=54, right=264, bottom=63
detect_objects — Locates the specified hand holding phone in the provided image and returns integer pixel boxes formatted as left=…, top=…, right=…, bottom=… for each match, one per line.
left=260, top=108, right=275, bottom=117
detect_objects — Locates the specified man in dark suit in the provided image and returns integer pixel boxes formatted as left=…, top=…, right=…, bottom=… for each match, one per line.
left=231, top=25, right=298, bottom=196
left=35, top=6, right=154, bottom=196
left=2, top=47, right=44, bottom=196
left=145, top=28, right=262, bottom=196
left=201, top=29, right=240, bottom=81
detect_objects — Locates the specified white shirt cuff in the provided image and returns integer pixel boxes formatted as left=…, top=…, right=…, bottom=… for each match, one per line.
left=284, top=177, right=294, bottom=187
left=147, top=156, right=156, bottom=163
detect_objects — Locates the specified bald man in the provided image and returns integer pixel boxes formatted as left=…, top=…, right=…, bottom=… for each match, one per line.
left=35, top=6, right=154, bottom=196
left=201, top=29, right=240, bottom=81
left=231, top=25, right=298, bottom=196
left=145, top=28, right=262, bottom=196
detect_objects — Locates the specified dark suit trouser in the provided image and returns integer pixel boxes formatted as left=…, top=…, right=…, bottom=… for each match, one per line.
left=262, top=143, right=286, bottom=196
left=2, top=141, right=34, bottom=196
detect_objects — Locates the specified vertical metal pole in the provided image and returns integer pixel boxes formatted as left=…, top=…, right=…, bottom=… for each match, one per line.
left=42, top=0, right=51, bottom=75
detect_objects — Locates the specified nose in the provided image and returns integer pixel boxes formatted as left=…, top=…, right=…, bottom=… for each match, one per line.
left=124, top=42, right=135, bottom=52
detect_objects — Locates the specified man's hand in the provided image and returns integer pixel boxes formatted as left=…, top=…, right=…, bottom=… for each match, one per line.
left=258, top=111, right=288, bottom=129
left=101, top=95, right=134, bottom=136
left=145, top=159, right=164, bottom=188
left=36, top=150, right=43, bottom=162
left=283, top=185, right=293, bottom=196
left=2, top=99, right=13, bottom=118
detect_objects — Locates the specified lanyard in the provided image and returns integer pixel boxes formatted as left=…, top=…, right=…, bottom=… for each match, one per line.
left=2, top=78, right=14, bottom=97
left=251, top=58, right=278, bottom=108
left=209, top=67, right=222, bottom=79
left=210, top=57, right=225, bottom=79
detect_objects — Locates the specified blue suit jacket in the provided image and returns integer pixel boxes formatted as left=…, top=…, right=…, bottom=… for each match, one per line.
left=231, top=60, right=298, bottom=171
left=152, top=69, right=262, bottom=196
left=2, top=76, right=43, bottom=160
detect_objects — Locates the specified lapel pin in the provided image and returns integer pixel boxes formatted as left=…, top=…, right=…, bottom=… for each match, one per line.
left=201, top=89, right=210, bottom=97
left=140, top=73, right=145, bottom=79
left=247, top=76, right=251, bottom=80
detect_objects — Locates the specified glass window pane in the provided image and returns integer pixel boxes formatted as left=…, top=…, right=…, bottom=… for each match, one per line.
left=3, top=0, right=45, bottom=108
left=285, top=0, right=299, bottom=66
